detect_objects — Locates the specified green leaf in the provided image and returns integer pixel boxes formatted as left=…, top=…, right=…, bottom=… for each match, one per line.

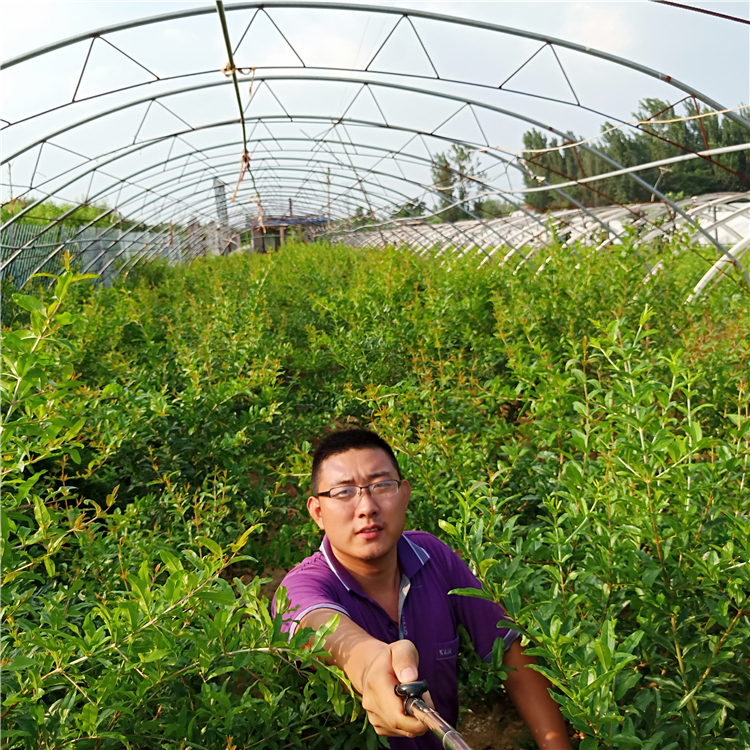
left=63, top=417, right=86, bottom=442
left=72, top=273, right=100, bottom=282
left=274, top=585, right=290, bottom=614
left=677, top=684, right=701, bottom=710
left=141, top=649, right=170, bottom=663
left=491, top=635, right=505, bottom=671
left=16, top=471, right=45, bottom=502
left=614, top=670, right=642, bottom=700
left=230, top=523, right=262, bottom=553
left=196, top=536, right=223, bottom=557
left=572, top=400, right=587, bottom=415
left=686, top=421, right=703, bottom=444
left=2, top=655, right=37, bottom=672
left=478, top=558, right=498, bottom=577
left=159, top=549, right=183, bottom=573
left=312, top=613, right=340, bottom=651
left=12, top=293, right=46, bottom=315
left=53, top=272, right=74, bottom=302
left=448, top=587, right=494, bottom=602
left=438, top=519, right=458, bottom=537
left=33, top=496, right=52, bottom=528
left=43, top=555, right=56, bottom=576
left=194, top=589, right=236, bottom=607
left=81, top=702, right=98, bottom=730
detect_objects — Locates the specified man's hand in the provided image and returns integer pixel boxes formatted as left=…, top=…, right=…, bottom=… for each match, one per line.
left=360, top=639, right=429, bottom=737
left=300, top=609, right=428, bottom=737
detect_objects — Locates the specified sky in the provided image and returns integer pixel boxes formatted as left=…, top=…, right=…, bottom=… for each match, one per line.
left=3, top=0, right=748, bottom=101
left=2, top=1, right=749, bottom=223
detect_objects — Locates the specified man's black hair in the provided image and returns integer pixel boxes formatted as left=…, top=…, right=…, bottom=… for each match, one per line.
left=311, top=429, right=402, bottom=494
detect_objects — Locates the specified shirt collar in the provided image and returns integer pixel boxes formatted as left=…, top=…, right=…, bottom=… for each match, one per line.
left=320, top=532, right=430, bottom=596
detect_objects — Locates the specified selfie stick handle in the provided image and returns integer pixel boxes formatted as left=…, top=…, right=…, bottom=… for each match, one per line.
left=395, top=681, right=475, bottom=750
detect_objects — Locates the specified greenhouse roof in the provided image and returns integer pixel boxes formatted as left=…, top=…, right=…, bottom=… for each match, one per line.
left=1, top=1, right=749, bottom=297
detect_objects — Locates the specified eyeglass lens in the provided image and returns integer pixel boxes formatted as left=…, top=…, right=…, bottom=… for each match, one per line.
left=329, top=480, right=399, bottom=499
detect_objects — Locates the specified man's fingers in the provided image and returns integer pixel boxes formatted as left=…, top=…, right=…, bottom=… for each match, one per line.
left=361, top=639, right=427, bottom=738
left=364, top=695, right=427, bottom=737
left=390, top=639, right=419, bottom=683
left=367, top=711, right=423, bottom=737
left=387, top=639, right=428, bottom=735
left=393, top=713, right=428, bottom=736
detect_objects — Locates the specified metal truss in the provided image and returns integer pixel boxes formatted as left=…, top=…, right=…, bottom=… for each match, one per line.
left=2, top=1, right=748, bottom=298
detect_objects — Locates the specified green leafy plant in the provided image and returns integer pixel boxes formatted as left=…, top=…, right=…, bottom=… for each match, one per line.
left=2, top=239, right=748, bottom=749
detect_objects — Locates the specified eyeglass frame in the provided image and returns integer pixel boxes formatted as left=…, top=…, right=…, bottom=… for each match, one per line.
left=317, top=479, right=403, bottom=499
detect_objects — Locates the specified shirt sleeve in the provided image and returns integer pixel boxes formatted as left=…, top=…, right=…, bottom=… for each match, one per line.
left=435, top=538, right=520, bottom=661
left=271, top=559, right=351, bottom=637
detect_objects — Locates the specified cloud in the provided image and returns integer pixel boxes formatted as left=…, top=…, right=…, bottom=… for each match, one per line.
left=562, top=2, right=634, bottom=53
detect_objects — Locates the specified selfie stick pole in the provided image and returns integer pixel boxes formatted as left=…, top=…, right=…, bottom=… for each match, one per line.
left=395, top=681, right=475, bottom=750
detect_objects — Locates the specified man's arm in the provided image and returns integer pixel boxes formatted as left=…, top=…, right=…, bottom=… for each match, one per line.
left=503, top=638, right=573, bottom=750
left=300, top=608, right=428, bottom=738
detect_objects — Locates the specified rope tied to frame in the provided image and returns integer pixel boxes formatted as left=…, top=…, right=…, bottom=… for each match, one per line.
left=256, top=195, right=266, bottom=233
left=231, top=150, right=252, bottom=203
left=221, top=62, right=256, bottom=79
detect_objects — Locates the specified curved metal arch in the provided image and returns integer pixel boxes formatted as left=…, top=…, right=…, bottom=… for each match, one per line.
left=339, top=193, right=750, bottom=286
left=34, top=158, right=441, bottom=264
left=119, top=150, right=533, bottom=254
left=116, top=188, right=458, bottom=280
left=101, top=132, right=628, bottom=256
left=0, top=120, right=646, bottom=284
left=0, top=106, right=716, bottom=286
left=74, top=132, right=546, bottom=232
left=4, top=1, right=748, bottom=135
left=3, top=1, right=748, bottom=297
left=3, top=71, right=743, bottom=282
left=0, top=104, right=650, bottom=277
left=3, top=111, right=567, bottom=253
left=122, top=161, right=509, bottom=261
left=66, top=160, right=502, bottom=282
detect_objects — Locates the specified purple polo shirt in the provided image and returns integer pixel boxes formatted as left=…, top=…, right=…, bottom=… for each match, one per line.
left=275, top=530, right=519, bottom=749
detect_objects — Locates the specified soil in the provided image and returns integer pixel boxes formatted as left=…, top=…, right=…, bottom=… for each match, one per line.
left=458, top=697, right=533, bottom=750
left=259, top=567, right=287, bottom=599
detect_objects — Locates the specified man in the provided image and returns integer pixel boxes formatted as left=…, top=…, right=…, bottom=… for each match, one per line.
left=276, top=429, right=572, bottom=749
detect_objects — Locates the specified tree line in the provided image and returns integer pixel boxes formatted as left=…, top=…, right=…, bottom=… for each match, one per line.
left=2, top=197, right=128, bottom=229
left=521, top=98, right=749, bottom=210
left=382, top=98, right=748, bottom=222
left=1, top=196, right=180, bottom=234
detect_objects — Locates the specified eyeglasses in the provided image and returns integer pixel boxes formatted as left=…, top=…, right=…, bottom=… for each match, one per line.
left=318, top=479, right=402, bottom=500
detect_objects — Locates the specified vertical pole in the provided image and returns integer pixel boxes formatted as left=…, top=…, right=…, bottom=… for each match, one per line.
left=327, top=167, right=331, bottom=230
left=214, top=178, right=229, bottom=227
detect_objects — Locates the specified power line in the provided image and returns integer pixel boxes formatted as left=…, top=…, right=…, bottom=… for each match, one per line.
left=649, top=0, right=750, bottom=26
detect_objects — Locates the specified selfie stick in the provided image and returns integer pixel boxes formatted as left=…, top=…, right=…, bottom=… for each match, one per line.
left=395, top=680, right=475, bottom=750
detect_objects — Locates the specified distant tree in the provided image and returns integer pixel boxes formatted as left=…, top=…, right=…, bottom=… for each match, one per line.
left=348, top=205, right=375, bottom=228
left=428, top=146, right=514, bottom=223
left=2, top=197, right=132, bottom=229
left=474, top=198, right=514, bottom=219
left=430, top=145, right=481, bottom=222
left=521, top=99, right=749, bottom=210
left=391, top=199, right=427, bottom=219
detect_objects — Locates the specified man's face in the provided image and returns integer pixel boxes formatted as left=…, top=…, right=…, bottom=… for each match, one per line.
left=307, top=447, right=410, bottom=569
